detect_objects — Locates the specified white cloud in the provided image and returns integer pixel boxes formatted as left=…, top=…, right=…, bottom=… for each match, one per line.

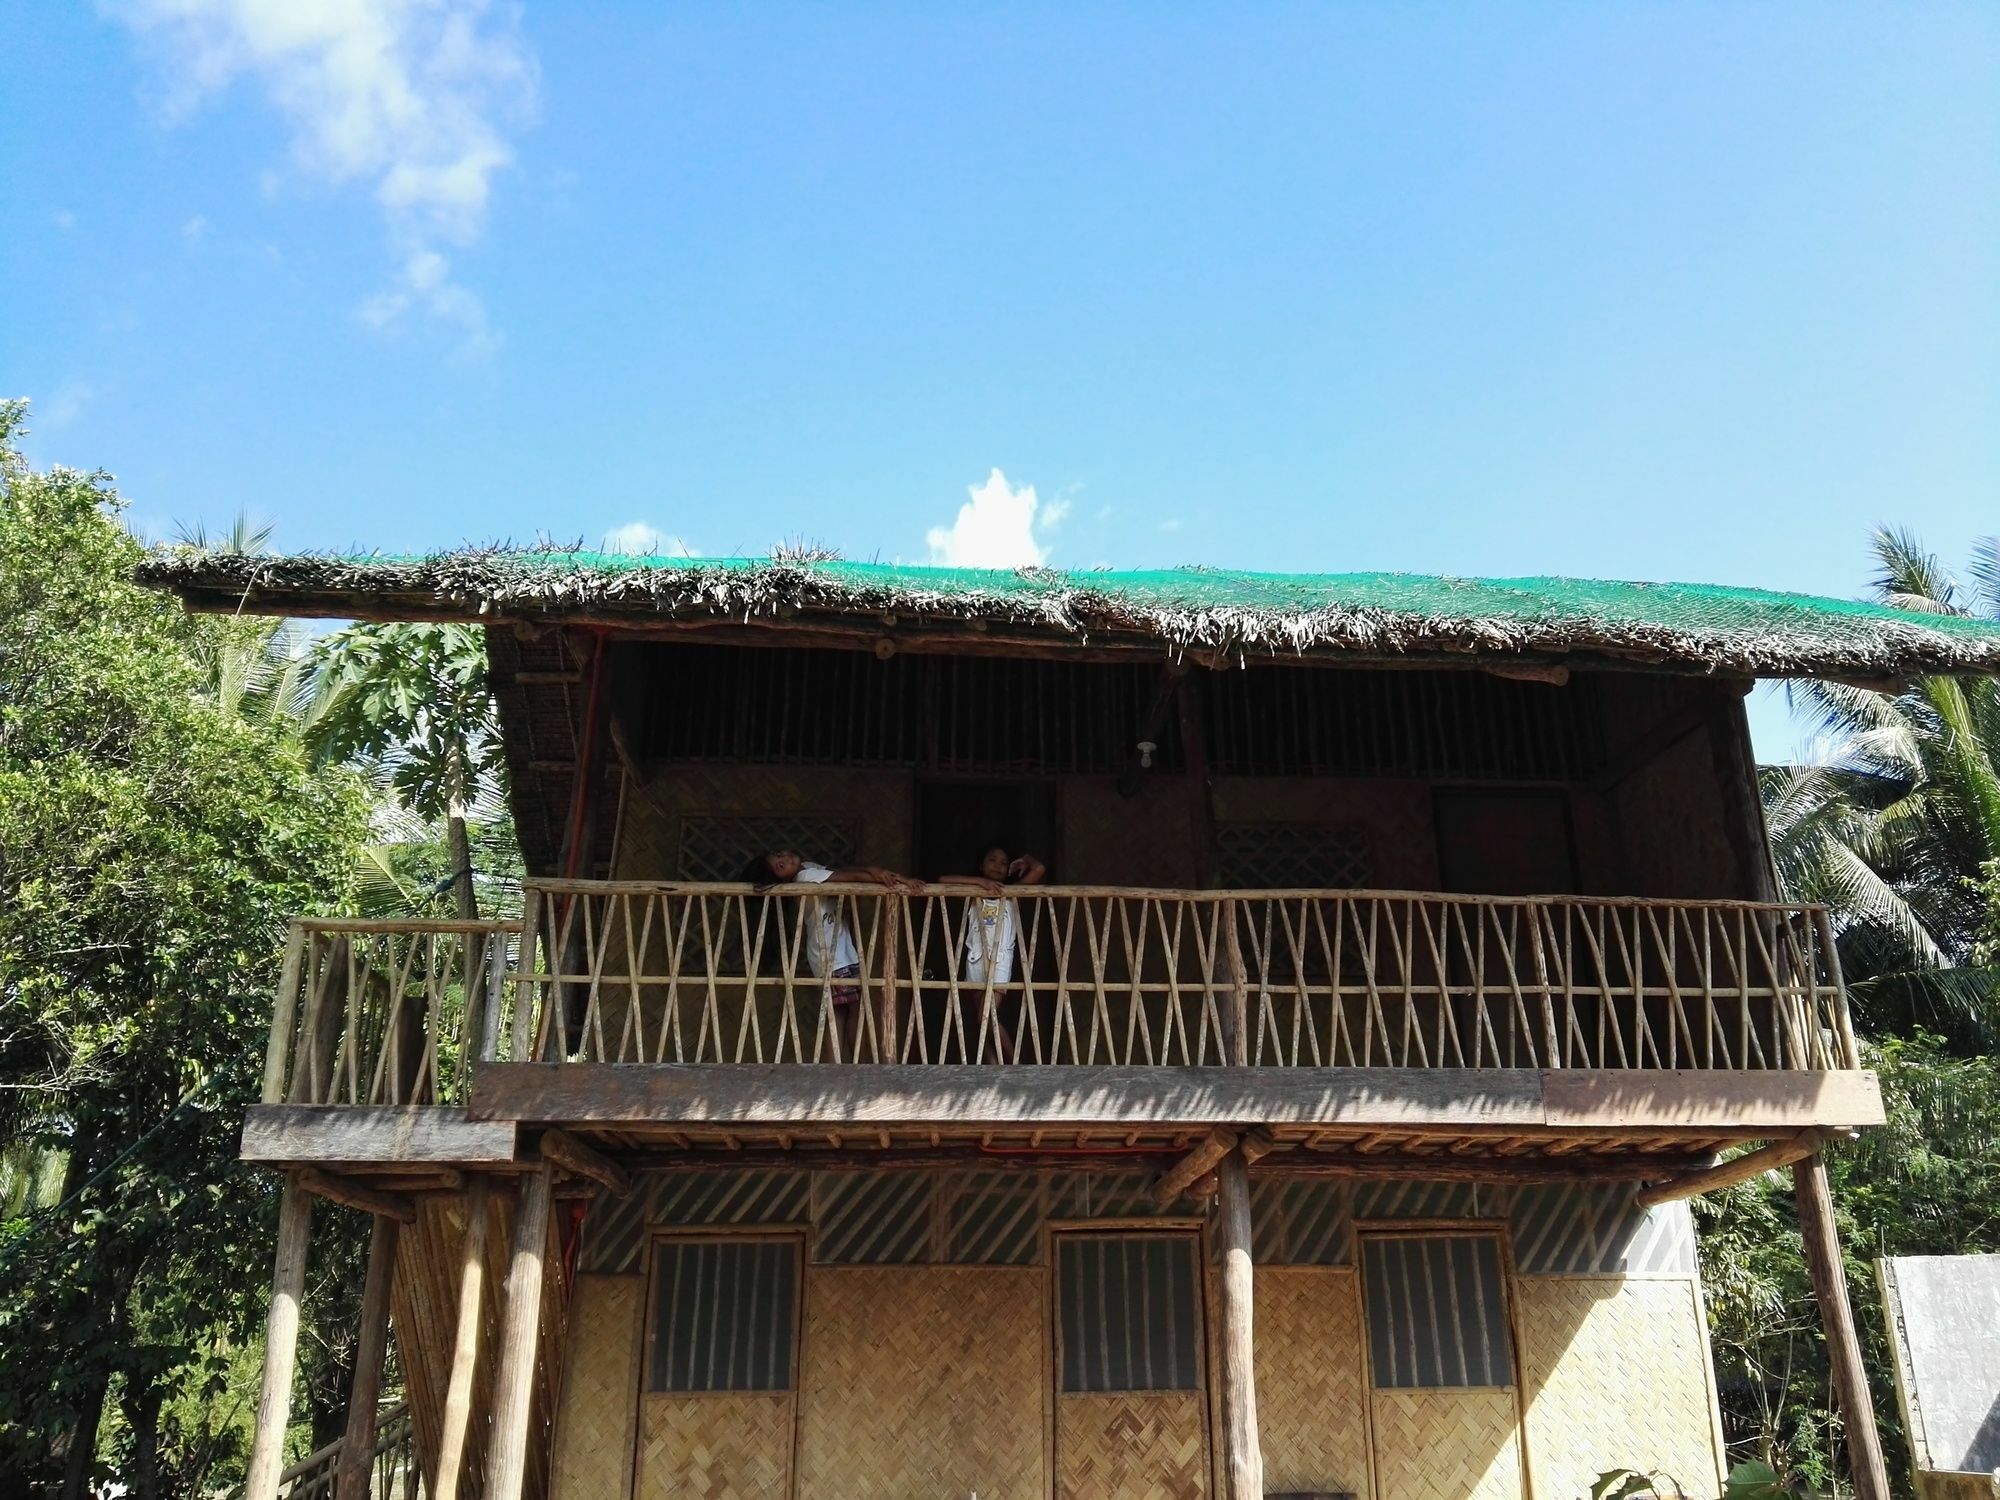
left=108, top=0, right=536, bottom=346
left=603, top=522, right=697, bottom=557
left=926, top=468, right=1066, bottom=568
left=52, top=209, right=76, bottom=230
left=1158, top=518, right=1183, bottom=533
left=181, top=213, right=209, bottom=240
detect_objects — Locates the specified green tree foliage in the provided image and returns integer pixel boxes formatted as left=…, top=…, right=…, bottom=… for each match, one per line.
left=1713, top=529, right=2000, bottom=1495
left=0, top=402, right=372, bottom=1497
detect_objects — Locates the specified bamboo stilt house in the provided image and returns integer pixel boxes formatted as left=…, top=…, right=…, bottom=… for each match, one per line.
left=138, top=551, right=2000, bottom=1500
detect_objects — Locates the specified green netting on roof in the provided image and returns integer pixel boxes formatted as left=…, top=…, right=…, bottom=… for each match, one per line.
left=133, top=548, right=2000, bottom=677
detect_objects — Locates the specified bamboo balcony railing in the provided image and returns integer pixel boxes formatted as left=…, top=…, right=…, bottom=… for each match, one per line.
left=261, top=881, right=1860, bottom=1108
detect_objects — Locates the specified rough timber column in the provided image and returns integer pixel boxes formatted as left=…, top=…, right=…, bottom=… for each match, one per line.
left=335, top=1213, right=401, bottom=1500
left=244, top=1177, right=313, bottom=1500
left=1216, top=1150, right=1263, bottom=1500
left=1794, top=1154, right=1892, bottom=1500
left=487, top=1163, right=554, bottom=1500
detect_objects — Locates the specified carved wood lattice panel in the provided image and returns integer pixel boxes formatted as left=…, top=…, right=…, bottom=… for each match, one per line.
left=1215, top=822, right=1372, bottom=890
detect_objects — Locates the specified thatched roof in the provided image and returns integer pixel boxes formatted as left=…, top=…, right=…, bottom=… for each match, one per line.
left=134, top=547, right=2000, bottom=678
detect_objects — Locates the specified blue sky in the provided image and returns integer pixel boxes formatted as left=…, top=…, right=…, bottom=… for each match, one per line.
left=4, top=3, right=1997, bottom=756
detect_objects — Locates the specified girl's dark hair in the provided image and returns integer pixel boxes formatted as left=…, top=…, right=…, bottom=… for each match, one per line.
left=738, top=852, right=779, bottom=889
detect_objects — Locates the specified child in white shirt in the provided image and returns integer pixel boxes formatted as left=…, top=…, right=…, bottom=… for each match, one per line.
left=940, top=846, right=1047, bottom=1059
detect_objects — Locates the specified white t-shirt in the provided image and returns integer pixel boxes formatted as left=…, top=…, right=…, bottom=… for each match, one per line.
left=963, top=895, right=1020, bottom=986
left=794, top=863, right=860, bottom=976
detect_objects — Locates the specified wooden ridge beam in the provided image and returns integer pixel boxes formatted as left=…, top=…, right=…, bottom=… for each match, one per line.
left=538, top=1128, right=633, bottom=1195
left=297, top=1168, right=417, bottom=1224
left=1153, top=1127, right=1239, bottom=1204
left=1634, top=1129, right=1837, bottom=1207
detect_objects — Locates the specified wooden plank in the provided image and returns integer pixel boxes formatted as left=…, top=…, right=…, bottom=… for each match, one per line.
left=1634, top=1130, right=1832, bottom=1206
left=470, top=1062, right=1551, bottom=1128
left=241, top=1105, right=518, bottom=1165
left=298, top=1168, right=418, bottom=1224
left=244, top=1178, right=313, bottom=1500
left=472, top=1062, right=1886, bottom=1132
left=1540, top=1069, right=1884, bottom=1129
left=1795, top=1154, right=1892, bottom=1500
left=1216, top=1151, right=1263, bottom=1500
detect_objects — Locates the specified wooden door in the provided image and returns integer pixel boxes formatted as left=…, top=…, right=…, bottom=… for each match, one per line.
left=1360, top=1232, right=1527, bottom=1500
left=633, top=1235, right=801, bottom=1500
left=1052, top=1231, right=1211, bottom=1500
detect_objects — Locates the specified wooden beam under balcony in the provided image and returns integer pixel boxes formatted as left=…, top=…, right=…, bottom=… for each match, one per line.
left=242, top=1106, right=519, bottom=1167
left=467, top=1063, right=1884, bottom=1134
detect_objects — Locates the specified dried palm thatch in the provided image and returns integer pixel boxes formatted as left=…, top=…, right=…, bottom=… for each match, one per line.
left=134, top=548, right=2000, bottom=678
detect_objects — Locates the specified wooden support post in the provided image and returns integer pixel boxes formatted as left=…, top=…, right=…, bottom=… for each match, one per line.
left=336, top=1213, right=401, bottom=1500
left=1153, top=1126, right=1239, bottom=1205
left=244, top=1177, right=313, bottom=1500
left=433, top=1177, right=492, bottom=1500
left=1635, top=1130, right=1829, bottom=1207
left=486, top=1163, right=554, bottom=1500
left=1793, top=1153, right=1891, bottom=1500
left=540, top=1127, right=632, bottom=1195
left=1216, top=1150, right=1263, bottom=1500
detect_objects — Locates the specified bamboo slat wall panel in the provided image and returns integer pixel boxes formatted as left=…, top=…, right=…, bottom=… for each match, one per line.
left=550, top=1275, right=644, bottom=1500
left=1515, top=1277, right=1723, bottom=1500
left=1369, top=1389, right=1524, bottom=1500
left=1254, top=1268, right=1372, bottom=1499
left=796, top=1267, right=1045, bottom=1500
left=516, top=881, right=1855, bottom=1073
left=634, top=1392, right=794, bottom=1500
left=1056, top=1392, right=1210, bottom=1500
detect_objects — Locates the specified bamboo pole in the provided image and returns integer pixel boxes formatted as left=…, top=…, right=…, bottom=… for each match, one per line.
left=486, top=1163, right=554, bottom=1500
left=432, top=1178, right=492, bottom=1500
left=1634, top=1131, right=1828, bottom=1207
left=335, top=1213, right=401, bottom=1500
left=1793, top=1153, right=1891, bottom=1500
left=244, top=1177, right=313, bottom=1500
left=1216, top=1150, right=1263, bottom=1500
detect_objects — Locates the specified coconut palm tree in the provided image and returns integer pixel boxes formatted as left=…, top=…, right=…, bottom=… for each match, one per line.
left=1766, top=528, right=2000, bottom=1050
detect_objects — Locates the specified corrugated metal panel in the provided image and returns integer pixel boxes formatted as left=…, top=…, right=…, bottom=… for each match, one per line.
left=1058, top=1235, right=1202, bottom=1393
left=648, top=1240, right=798, bottom=1393
left=1362, top=1235, right=1514, bottom=1389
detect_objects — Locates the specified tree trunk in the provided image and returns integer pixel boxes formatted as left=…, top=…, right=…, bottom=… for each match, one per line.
left=446, top=746, right=478, bottom=922
left=59, top=1370, right=109, bottom=1500
left=127, top=1371, right=164, bottom=1500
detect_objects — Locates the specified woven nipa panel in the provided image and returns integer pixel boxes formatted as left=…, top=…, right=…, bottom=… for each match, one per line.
left=551, top=1276, right=644, bottom=1500
left=1515, top=1277, right=1722, bottom=1500
left=1255, top=1269, right=1372, bottom=1498
left=634, top=1392, right=794, bottom=1500
left=1056, top=1393, right=1210, bottom=1500
left=796, top=1267, right=1045, bottom=1500
left=1370, top=1389, right=1523, bottom=1500
left=678, top=815, right=857, bottom=882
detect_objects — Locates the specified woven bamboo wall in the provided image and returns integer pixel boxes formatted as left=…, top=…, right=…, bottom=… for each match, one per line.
left=1056, top=1392, right=1210, bottom=1500
left=551, top=1275, right=644, bottom=1500
left=796, top=1266, right=1045, bottom=1500
left=1515, top=1276, right=1724, bottom=1500
left=1370, top=1388, right=1524, bottom=1500
left=1213, top=778, right=1440, bottom=890
left=614, top=764, right=915, bottom=880
left=1255, top=1268, right=1372, bottom=1498
left=1060, top=778, right=1200, bottom=887
left=634, top=1391, right=795, bottom=1500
